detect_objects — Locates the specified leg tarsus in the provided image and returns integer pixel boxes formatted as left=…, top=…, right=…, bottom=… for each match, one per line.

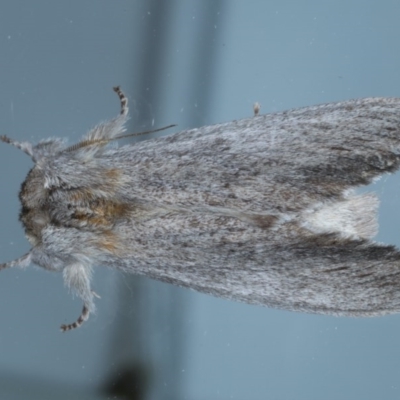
left=60, top=304, right=90, bottom=332
left=113, top=86, right=128, bottom=116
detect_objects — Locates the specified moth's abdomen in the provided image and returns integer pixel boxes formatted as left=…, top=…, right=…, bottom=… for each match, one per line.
left=300, top=192, right=379, bottom=240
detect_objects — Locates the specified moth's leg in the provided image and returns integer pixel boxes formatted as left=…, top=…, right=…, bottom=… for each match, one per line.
left=0, top=135, right=33, bottom=157
left=60, top=263, right=95, bottom=332
left=60, top=304, right=90, bottom=332
left=253, top=102, right=260, bottom=116
left=0, top=252, right=32, bottom=270
left=113, top=86, right=128, bottom=116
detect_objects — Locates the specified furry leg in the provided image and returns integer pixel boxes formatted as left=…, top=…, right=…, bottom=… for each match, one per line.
left=61, top=263, right=95, bottom=331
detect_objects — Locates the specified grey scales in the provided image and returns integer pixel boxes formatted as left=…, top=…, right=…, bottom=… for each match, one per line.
left=1, top=86, right=400, bottom=331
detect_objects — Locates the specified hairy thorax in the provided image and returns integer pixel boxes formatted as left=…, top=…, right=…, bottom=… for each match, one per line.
left=18, top=165, right=135, bottom=249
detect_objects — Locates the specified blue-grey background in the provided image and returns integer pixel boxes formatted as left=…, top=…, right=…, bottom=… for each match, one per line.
left=0, top=1, right=400, bottom=399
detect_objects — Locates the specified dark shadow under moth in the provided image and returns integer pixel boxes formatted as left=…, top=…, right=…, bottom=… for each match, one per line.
left=2, top=87, right=400, bottom=331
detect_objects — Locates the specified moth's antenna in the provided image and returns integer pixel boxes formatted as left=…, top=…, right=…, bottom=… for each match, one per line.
left=64, top=124, right=177, bottom=153
left=113, top=124, right=177, bottom=141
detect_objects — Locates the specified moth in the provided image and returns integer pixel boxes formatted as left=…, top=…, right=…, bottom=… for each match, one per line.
left=2, top=87, right=400, bottom=331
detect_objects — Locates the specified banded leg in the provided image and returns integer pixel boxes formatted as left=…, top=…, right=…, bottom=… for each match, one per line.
left=60, top=304, right=90, bottom=332
left=113, top=86, right=129, bottom=116
left=61, top=263, right=95, bottom=331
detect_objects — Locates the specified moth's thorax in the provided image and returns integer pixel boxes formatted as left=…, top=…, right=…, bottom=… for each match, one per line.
left=18, top=164, right=137, bottom=252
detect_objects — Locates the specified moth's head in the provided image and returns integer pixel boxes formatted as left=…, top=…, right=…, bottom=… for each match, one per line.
left=0, top=136, right=69, bottom=251
left=18, top=165, right=50, bottom=247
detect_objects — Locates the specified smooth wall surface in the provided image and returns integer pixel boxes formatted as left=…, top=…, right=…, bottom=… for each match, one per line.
left=0, top=1, right=399, bottom=399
